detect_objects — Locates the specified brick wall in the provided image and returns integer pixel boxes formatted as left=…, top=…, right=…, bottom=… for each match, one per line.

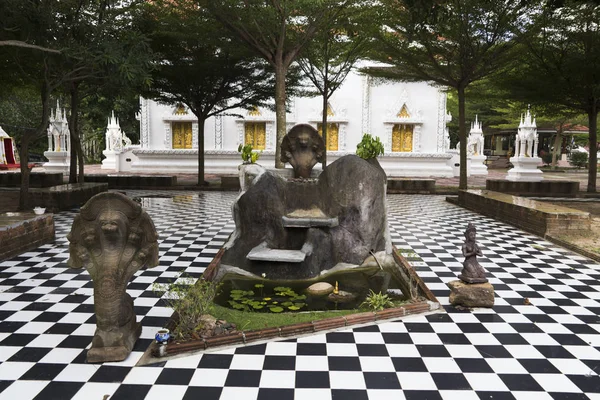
left=0, top=214, right=55, bottom=261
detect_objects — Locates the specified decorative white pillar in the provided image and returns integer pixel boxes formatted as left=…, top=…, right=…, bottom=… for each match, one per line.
left=43, top=101, right=71, bottom=174
left=467, top=115, right=488, bottom=176
left=506, top=107, right=543, bottom=182
left=102, top=111, right=132, bottom=171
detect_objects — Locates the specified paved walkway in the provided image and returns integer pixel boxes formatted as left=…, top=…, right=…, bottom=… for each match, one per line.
left=1, top=192, right=599, bottom=399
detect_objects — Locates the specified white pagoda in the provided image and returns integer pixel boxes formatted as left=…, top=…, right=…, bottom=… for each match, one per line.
left=506, top=107, right=543, bottom=182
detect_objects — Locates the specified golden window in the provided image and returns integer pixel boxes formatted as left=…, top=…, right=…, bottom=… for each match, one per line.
left=317, top=123, right=339, bottom=151
left=172, top=122, right=193, bottom=149
left=392, top=124, right=413, bottom=152
left=244, top=122, right=266, bottom=150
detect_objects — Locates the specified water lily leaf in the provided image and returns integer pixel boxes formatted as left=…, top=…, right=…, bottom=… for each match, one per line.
left=287, top=306, right=300, bottom=311
left=269, top=306, right=284, bottom=313
left=282, top=301, right=293, bottom=307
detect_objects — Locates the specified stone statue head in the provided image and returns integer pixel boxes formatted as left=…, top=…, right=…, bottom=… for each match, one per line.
left=280, top=124, right=325, bottom=178
left=68, top=192, right=159, bottom=270
left=464, top=223, right=477, bottom=242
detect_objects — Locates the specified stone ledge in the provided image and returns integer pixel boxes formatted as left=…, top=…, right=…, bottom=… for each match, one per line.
left=0, top=213, right=55, bottom=261
left=486, top=179, right=579, bottom=197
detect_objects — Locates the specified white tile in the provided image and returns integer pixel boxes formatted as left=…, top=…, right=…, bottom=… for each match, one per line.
left=265, top=341, right=298, bottom=356
left=326, top=343, right=359, bottom=357
left=259, top=370, right=296, bottom=388
left=39, top=348, right=82, bottom=364
left=464, top=373, right=509, bottom=391
left=295, top=388, right=332, bottom=400
left=422, top=357, right=462, bottom=373
left=144, top=384, right=188, bottom=400
left=550, top=358, right=597, bottom=375
left=504, top=345, right=545, bottom=359
left=396, top=372, right=437, bottom=390
left=0, top=362, right=34, bottom=380
left=439, top=390, right=480, bottom=400
left=122, top=367, right=163, bottom=385
left=0, top=380, right=48, bottom=400
left=329, top=371, right=366, bottom=389
left=71, top=382, right=120, bottom=400
left=188, top=368, right=229, bottom=387
left=353, top=332, right=385, bottom=344
left=164, top=354, right=203, bottom=369
left=295, top=356, right=329, bottom=371
left=54, top=364, right=99, bottom=382
left=219, top=387, right=259, bottom=399
left=532, top=373, right=583, bottom=393
left=485, top=358, right=528, bottom=374
left=359, top=356, right=395, bottom=372
left=229, top=354, right=265, bottom=370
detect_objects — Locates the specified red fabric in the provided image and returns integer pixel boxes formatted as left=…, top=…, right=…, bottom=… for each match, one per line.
left=4, top=138, right=15, bottom=164
left=0, top=163, right=20, bottom=170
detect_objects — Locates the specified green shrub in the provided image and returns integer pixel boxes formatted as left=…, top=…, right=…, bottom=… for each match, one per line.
left=356, top=134, right=384, bottom=159
left=238, top=144, right=261, bottom=163
left=569, top=151, right=588, bottom=169
left=153, top=276, right=221, bottom=339
left=540, top=151, right=553, bottom=166
left=360, top=290, right=394, bottom=311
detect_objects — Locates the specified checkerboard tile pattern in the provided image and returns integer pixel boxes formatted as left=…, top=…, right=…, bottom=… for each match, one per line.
left=1, top=192, right=599, bottom=400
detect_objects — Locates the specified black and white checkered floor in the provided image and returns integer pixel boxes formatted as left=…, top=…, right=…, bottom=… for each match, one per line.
left=1, top=191, right=599, bottom=400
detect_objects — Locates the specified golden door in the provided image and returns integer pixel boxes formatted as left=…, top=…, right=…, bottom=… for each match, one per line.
left=244, top=122, right=266, bottom=150
left=317, top=123, right=339, bottom=151
left=172, top=122, right=193, bottom=149
left=392, top=124, right=413, bottom=152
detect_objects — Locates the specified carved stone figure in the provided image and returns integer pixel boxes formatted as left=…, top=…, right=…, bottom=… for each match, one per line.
left=67, top=192, right=159, bottom=363
left=459, top=223, right=488, bottom=284
left=280, top=124, right=325, bottom=178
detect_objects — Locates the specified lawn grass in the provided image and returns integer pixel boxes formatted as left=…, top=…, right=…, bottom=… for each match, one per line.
left=211, top=304, right=358, bottom=331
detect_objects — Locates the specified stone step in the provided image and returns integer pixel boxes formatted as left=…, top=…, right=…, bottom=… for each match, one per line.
left=282, top=215, right=338, bottom=228
left=247, top=244, right=306, bottom=263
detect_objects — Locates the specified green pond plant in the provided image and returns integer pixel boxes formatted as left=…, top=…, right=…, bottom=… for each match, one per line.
left=153, top=276, right=221, bottom=340
left=227, top=285, right=307, bottom=313
left=360, top=289, right=394, bottom=311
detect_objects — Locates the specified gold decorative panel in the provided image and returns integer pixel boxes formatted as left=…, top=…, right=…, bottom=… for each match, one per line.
left=174, top=104, right=188, bottom=115
left=397, top=104, right=410, bottom=118
left=326, top=103, right=334, bottom=117
left=248, top=106, right=262, bottom=117
left=317, top=123, right=339, bottom=151
left=244, top=122, right=266, bottom=150
left=392, top=124, right=413, bottom=152
left=172, top=122, right=193, bottom=149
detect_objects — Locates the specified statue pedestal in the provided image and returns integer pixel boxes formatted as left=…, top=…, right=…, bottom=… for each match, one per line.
left=448, top=280, right=494, bottom=308
left=43, top=151, right=70, bottom=174
left=470, top=155, right=488, bottom=176
left=506, top=156, right=543, bottom=182
left=101, top=150, right=119, bottom=170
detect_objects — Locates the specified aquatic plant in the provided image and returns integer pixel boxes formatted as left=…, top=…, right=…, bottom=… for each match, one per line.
left=360, top=290, right=394, bottom=311
left=227, top=285, right=307, bottom=313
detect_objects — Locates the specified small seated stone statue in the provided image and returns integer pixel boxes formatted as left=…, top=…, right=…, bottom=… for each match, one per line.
left=280, top=124, right=325, bottom=178
left=459, top=223, right=488, bottom=284
left=68, top=192, right=158, bottom=363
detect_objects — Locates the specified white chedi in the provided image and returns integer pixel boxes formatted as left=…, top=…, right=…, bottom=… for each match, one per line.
left=467, top=115, right=485, bottom=156
left=105, top=111, right=132, bottom=152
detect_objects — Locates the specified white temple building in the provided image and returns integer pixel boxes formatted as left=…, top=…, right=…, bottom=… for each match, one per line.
left=111, top=66, right=455, bottom=177
left=43, top=101, right=71, bottom=174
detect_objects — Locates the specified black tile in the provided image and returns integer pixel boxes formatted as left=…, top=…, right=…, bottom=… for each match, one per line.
left=21, top=363, right=66, bottom=381
left=392, top=357, right=428, bottom=372
left=328, top=356, right=362, bottom=371
left=438, top=333, right=471, bottom=345
left=32, top=381, right=84, bottom=400
left=549, top=393, right=590, bottom=400
left=525, top=314, right=557, bottom=323
left=493, top=333, right=529, bottom=345
left=263, top=355, right=295, bottom=370
left=198, top=354, right=233, bottom=369
left=257, top=388, right=294, bottom=400
left=110, top=384, right=152, bottom=400
left=326, top=332, right=355, bottom=343
left=499, top=374, right=544, bottom=391
left=535, top=346, right=575, bottom=359
left=32, top=312, right=67, bottom=323
left=518, top=358, right=561, bottom=373
left=567, top=374, right=600, bottom=393
left=474, top=314, right=505, bottom=323
left=457, top=323, right=489, bottom=333
left=363, top=372, right=401, bottom=389
left=476, top=345, right=513, bottom=358
left=57, top=335, right=92, bottom=349
left=46, top=323, right=79, bottom=335
left=182, top=387, right=222, bottom=400
left=235, top=343, right=267, bottom=355
left=224, top=369, right=262, bottom=387
left=381, top=332, right=412, bottom=344
left=550, top=334, right=589, bottom=346
left=155, top=368, right=194, bottom=385
left=296, top=343, right=327, bottom=356
left=431, top=373, right=472, bottom=390
left=357, top=344, right=389, bottom=357
left=331, top=389, right=368, bottom=400
left=416, top=345, right=451, bottom=358
left=455, top=358, right=493, bottom=373
left=0, top=380, right=12, bottom=393
left=509, top=323, right=544, bottom=333
left=564, top=324, right=599, bottom=335
left=7, top=347, right=52, bottom=362
left=295, top=371, right=330, bottom=388
left=405, top=323, right=435, bottom=333
left=475, top=391, right=516, bottom=400
left=89, top=366, right=131, bottom=383
left=354, top=325, right=380, bottom=332
left=403, top=390, right=443, bottom=400
left=0, top=333, right=37, bottom=346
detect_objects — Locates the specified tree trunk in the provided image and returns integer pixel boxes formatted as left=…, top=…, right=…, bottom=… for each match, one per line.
left=197, top=117, right=206, bottom=186
left=69, top=137, right=77, bottom=182
left=551, top=132, right=562, bottom=170
left=457, top=85, right=467, bottom=190
left=274, top=64, right=287, bottom=169
left=20, top=82, right=51, bottom=210
left=321, top=91, right=328, bottom=169
left=69, top=82, right=85, bottom=183
left=588, top=103, right=598, bottom=192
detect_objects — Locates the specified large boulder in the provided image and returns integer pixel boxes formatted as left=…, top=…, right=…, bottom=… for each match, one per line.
left=219, top=155, right=391, bottom=281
